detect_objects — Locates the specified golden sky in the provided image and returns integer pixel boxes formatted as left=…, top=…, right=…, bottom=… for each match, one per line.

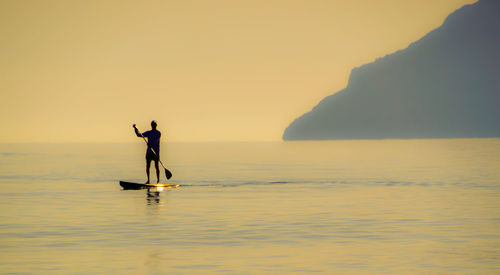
left=0, top=0, right=476, bottom=142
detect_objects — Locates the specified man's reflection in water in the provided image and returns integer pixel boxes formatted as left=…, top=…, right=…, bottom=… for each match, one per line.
left=147, top=188, right=162, bottom=205
left=145, top=185, right=177, bottom=210
left=145, top=188, right=165, bottom=217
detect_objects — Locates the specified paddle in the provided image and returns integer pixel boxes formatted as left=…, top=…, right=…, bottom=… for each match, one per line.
left=134, top=125, right=172, bottom=180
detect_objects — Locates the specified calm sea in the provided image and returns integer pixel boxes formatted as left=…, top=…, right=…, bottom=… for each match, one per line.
left=1, top=139, right=499, bottom=274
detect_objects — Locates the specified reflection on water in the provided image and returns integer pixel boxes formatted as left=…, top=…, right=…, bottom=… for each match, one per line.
left=147, top=188, right=162, bottom=205
left=0, top=139, right=499, bottom=273
left=145, top=188, right=165, bottom=218
left=145, top=186, right=178, bottom=207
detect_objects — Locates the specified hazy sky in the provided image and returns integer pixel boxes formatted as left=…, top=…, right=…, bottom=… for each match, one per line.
left=0, top=0, right=476, bottom=142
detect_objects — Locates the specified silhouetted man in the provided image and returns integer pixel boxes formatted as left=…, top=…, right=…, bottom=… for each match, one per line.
left=133, top=121, right=161, bottom=184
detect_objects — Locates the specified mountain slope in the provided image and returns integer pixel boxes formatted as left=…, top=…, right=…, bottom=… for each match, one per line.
left=283, top=0, right=500, bottom=140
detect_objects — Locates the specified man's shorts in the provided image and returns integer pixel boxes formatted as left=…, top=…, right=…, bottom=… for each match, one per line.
left=146, top=150, right=159, bottom=162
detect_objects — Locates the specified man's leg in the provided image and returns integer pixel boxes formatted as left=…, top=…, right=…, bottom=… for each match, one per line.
left=146, top=158, right=151, bottom=184
left=154, top=160, right=160, bottom=183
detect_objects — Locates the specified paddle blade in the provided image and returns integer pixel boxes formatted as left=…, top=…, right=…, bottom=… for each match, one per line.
left=164, top=168, right=172, bottom=180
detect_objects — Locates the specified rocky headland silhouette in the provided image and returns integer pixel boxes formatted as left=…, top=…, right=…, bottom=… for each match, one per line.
left=283, top=0, right=499, bottom=140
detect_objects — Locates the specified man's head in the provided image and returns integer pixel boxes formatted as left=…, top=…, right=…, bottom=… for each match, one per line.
left=151, top=120, right=157, bottom=129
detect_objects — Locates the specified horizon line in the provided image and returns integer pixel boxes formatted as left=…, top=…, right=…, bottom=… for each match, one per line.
left=0, top=137, right=499, bottom=144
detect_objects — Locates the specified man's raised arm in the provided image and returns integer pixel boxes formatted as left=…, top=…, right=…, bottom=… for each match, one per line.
left=133, top=124, right=143, bottom=137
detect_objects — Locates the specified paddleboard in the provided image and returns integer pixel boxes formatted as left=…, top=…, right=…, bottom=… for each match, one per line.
left=119, top=181, right=179, bottom=190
